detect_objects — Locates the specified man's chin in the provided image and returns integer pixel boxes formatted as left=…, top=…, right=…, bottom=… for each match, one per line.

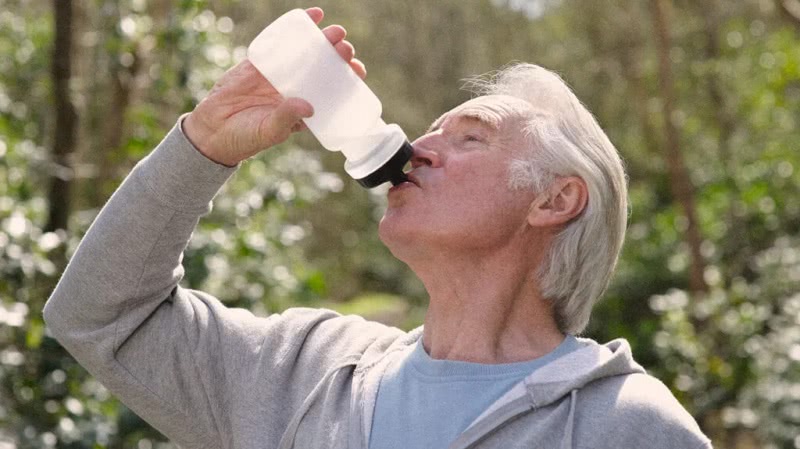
left=378, top=221, right=414, bottom=263
left=377, top=214, right=397, bottom=245
left=378, top=214, right=413, bottom=253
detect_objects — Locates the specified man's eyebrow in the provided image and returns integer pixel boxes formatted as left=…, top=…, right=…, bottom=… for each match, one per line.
left=425, top=110, right=501, bottom=134
left=460, top=110, right=501, bottom=130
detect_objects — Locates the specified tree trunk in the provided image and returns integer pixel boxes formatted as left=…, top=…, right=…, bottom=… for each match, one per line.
left=45, top=0, right=78, bottom=232
left=627, top=5, right=664, bottom=164
left=98, top=45, right=141, bottom=199
left=650, top=0, right=708, bottom=293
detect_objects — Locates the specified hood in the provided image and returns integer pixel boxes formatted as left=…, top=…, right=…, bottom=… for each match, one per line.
left=348, top=330, right=645, bottom=449
left=525, top=337, right=645, bottom=407
left=348, top=327, right=425, bottom=449
left=451, top=337, right=646, bottom=449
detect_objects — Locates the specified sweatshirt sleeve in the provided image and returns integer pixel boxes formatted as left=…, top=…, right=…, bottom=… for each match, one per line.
left=42, top=117, right=382, bottom=449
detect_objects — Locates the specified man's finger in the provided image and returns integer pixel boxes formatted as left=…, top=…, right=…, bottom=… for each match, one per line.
left=264, top=98, right=314, bottom=139
left=334, top=40, right=355, bottom=62
left=305, top=7, right=323, bottom=24
left=350, top=59, right=367, bottom=79
left=291, top=121, right=308, bottom=133
left=322, top=25, right=346, bottom=45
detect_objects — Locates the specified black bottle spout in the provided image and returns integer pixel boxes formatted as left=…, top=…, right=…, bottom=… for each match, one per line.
left=355, top=141, right=413, bottom=188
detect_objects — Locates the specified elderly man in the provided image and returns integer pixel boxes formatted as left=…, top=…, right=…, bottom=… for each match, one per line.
left=44, top=7, right=711, bottom=449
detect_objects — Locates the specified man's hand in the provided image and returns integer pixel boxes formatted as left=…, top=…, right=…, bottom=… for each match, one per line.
left=182, top=7, right=366, bottom=166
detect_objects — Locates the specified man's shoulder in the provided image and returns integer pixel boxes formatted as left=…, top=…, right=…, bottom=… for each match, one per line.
left=270, top=306, right=408, bottom=352
left=589, top=371, right=686, bottom=413
left=575, top=372, right=711, bottom=448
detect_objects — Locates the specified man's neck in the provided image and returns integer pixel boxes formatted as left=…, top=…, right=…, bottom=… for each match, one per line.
left=411, top=244, right=565, bottom=364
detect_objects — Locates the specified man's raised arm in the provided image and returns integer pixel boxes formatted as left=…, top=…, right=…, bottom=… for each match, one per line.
left=43, top=8, right=373, bottom=448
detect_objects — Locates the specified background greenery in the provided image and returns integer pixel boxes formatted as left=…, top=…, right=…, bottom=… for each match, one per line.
left=1, top=0, right=799, bottom=447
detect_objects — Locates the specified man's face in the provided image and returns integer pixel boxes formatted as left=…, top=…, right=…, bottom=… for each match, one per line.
left=378, top=94, right=538, bottom=258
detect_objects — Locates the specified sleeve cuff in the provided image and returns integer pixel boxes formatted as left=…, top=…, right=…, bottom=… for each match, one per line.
left=134, top=113, right=239, bottom=213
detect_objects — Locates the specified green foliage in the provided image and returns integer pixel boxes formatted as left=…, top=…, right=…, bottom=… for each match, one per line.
left=185, top=147, right=348, bottom=312
left=322, top=292, right=425, bottom=331
left=649, top=238, right=800, bottom=448
left=1, top=0, right=799, bottom=448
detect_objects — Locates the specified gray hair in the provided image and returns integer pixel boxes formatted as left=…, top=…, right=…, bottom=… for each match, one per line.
left=465, top=63, right=628, bottom=335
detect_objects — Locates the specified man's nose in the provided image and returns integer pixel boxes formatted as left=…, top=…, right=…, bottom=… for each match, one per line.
left=410, top=136, right=442, bottom=169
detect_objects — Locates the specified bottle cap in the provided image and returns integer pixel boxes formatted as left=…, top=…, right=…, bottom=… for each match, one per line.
left=354, top=141, right=413, bottom=188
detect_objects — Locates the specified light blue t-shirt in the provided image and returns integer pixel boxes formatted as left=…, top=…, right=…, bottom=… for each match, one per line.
left=368, top=335, right=580, bottom=449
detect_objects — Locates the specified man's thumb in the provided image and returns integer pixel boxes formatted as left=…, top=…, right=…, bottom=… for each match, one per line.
left=266, top=98, right=314, bottom=139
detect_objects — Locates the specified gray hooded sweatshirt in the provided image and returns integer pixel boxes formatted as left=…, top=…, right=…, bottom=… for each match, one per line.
left=43, top=118, right=712, bottom=449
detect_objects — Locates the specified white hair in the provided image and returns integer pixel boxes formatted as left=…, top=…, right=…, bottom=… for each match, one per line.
left=465, top=63, right=628, bottom=335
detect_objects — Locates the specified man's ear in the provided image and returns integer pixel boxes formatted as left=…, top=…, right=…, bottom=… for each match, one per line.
left=527, top=177, right=588, bottom=228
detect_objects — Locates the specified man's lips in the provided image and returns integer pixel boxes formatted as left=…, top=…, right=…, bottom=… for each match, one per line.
left=388, top=181, right=414, bottom=193
left=388, top=173, right=420, bottom=193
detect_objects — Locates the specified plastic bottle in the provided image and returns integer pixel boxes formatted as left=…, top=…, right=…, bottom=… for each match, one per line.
left=247, top=9, right=411, bottom=188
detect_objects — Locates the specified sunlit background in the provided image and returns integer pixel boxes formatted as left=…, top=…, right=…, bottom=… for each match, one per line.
left=1, top=0, right=799, bottom=447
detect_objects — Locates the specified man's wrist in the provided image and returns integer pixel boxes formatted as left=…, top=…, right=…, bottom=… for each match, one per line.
left=134, top=116, right=238, bottom=213
left=181, top=113, right=237, bottom=168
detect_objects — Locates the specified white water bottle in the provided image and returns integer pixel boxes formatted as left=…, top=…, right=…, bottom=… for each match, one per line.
left=247, top=9, right=412, bottom=188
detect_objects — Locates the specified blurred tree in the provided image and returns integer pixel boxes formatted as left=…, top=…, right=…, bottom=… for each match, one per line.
left=651, top=0, right=708, bottom=294
left=779, top=0, right=800, bottom=27
left=45, top=0, right=77, bottom=233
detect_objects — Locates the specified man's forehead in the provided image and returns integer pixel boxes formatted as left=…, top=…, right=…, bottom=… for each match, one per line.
left=430, top=95, right=533, bottom=131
